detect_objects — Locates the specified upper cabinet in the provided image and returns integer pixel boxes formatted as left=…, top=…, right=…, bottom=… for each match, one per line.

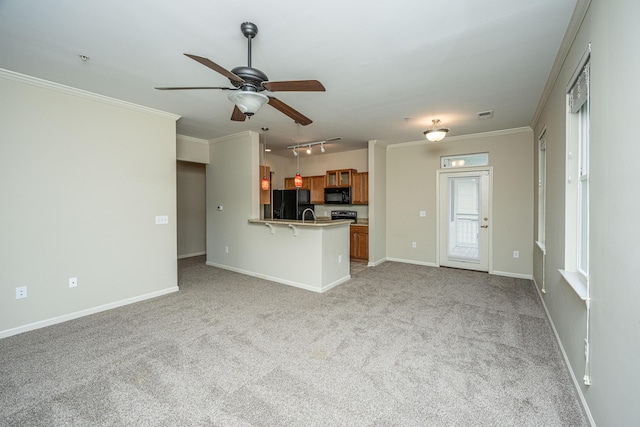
left=309, top=175, right=325, bottom=204
left=352, top=171, right=368, bottom=205
left=325, top=169, right=356, bottom=188
left=282, top=169, right=368, bottom=205
left=284, top=176, right=310, bottom=190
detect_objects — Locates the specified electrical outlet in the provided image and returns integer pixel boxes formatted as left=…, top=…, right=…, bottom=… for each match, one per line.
left=412, top=242, right=417, bottom=248
left=16, top=286, right=27, bottom=299
left=69, top=277, right=77, bottom=288
left=338, top=255, right=342, bottom=263
left=419, top=211, right=427, bottom=217
left=513, top=250, right=519, bottom=258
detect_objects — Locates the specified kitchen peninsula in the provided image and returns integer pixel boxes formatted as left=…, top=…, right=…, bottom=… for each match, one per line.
left=247, top=218, right=352, bottom=292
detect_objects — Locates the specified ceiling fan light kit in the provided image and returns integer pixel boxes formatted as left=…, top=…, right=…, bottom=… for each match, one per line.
left=228, top=90, right=268, bottom=116
left=156, top=22, right=325, bottom=124
left=424, top=119, right=450, bottom=142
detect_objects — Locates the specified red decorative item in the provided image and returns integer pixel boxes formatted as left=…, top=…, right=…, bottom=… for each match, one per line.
left=261, top=177, right=270, bottom=191
left=294, top=173, right=303, bottom=188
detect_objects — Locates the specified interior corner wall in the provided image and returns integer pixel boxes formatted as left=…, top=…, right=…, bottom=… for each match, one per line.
left=0, top=72, right=179, bottom=337
left=369, top=140, right=387, bottom=265
left=206, top=131, right=260, bottom=269
left=532, top=1, right=640, bottom=425
left=386, top=130, right=533, bottom=277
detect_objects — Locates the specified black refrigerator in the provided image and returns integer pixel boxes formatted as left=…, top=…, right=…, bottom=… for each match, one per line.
left=272, top=189, right=314, bottom=220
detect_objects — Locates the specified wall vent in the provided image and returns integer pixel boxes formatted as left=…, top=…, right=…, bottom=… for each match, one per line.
left=476, top=110, right=493, bottom=119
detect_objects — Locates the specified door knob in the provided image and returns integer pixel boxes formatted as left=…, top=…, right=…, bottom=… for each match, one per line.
left=480, top=225, right=488, bottom=228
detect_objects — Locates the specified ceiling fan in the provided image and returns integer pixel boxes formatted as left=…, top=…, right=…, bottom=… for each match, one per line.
left=155, top=22, right=325, bottom=125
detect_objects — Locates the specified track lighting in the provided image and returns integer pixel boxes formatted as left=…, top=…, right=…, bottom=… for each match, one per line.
left=286, top=137, right=341, bottom=154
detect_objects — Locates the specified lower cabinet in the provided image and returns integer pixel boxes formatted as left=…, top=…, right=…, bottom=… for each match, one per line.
left=350, top=225, right=369, bottom=261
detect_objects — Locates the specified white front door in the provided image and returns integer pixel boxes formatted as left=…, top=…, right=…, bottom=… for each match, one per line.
left=438, top=170, right=490, bottom=271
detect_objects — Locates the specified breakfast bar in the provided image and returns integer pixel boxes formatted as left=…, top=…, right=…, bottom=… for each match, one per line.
left=246, top=218, right=352, bottom=292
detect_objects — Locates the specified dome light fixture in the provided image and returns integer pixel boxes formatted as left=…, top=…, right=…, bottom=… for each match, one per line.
left=227, top=90, right=269, bottom=116
left=423, top=119, right=450, bottom=142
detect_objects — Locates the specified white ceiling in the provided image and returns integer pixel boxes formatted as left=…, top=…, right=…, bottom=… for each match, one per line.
left=0, top=0, right=577, bottom=155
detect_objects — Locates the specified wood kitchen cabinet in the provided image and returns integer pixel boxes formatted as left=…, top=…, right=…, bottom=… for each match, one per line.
left=352, top=172, right=368, bottom=205
left=309, top=175, right=325, bottom=204
left=325, top=169, right=356, bottom=188
left=284, top=176, right=310, bottom=190
left=350, top=225, right=369, bottom=261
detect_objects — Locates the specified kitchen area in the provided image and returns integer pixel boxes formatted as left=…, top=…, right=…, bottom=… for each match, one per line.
left=204, top=132, right=370, bottom=294
left=257, top=167, right=369, bottom=264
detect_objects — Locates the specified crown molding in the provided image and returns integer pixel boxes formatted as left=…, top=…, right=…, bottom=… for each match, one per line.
left=387, top=126, right=533, bottom=149
left=0, top=68, right=180, bottom=121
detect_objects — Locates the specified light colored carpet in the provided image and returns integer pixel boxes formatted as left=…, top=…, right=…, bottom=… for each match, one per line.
left=0, top=257, right=587, bottom=426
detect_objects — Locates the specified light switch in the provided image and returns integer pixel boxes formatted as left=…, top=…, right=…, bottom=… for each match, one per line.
left=419, top=211, right=427, bottom=217
left=155, top=215, right=169, bottom=225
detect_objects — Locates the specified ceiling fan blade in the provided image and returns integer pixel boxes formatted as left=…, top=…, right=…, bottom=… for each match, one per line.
left=184, top=53, right=244, bottom=84
left=262, top=80, right=325, bottom=92
left=154, top=86, right=235, bottom=90
left=231, top=105, right=246, bottom=122
left=267, top=97, right=312, bottom=126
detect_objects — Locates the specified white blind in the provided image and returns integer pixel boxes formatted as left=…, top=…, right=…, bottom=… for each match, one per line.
left=567, top=48, right=590, bottom=113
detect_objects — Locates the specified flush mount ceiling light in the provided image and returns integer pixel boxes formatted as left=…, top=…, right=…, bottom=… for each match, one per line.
left=423, top=119, right=450, bottom=142
left=227, top=90, right=269, bottom=117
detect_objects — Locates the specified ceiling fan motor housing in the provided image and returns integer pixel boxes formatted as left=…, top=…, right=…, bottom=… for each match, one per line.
left=230, top=66, right=268, bottom=91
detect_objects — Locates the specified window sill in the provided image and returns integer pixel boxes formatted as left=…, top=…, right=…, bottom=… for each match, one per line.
left=559, top=269, right=588, bottom=302
left=535, top=240, right=546, bottom=255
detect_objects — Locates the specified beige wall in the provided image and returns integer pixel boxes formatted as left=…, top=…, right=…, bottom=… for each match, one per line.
left=386, top=129, right=534, bottom=277
left=0, top=70, right=179, bottom=337
left=532, top=1, right=640, bottom=425
left=177, top=134, right=210, bottom=164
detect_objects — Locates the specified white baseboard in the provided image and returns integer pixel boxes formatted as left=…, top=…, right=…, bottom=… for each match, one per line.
left=205, top=261, right=350, bottom=293
left=178, top=251, right=206, bottom=259
left=490, top=270, right=533, bottom=280
left=0, top=286, right=179, bottom=340
left=533, top=285, right=596, bottom=427
left=385, top=257, right=439, bottom=267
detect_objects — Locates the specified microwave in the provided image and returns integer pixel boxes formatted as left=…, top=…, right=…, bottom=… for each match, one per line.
left=324, top=187, right=352, bottom=204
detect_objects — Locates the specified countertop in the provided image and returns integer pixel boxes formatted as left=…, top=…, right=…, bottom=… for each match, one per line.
left=248, top=218, right=354, bottom=227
